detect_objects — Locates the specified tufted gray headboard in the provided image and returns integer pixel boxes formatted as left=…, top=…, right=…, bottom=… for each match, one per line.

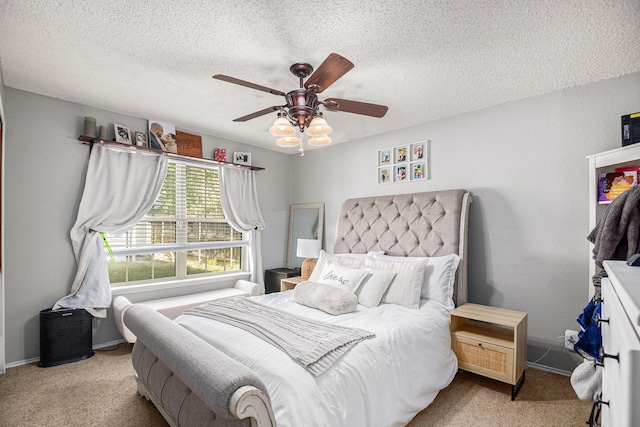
left=333, top=189, right=472, bottom=306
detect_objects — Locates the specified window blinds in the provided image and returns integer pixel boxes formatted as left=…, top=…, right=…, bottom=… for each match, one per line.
left=106, top=162, right=245, bottom=256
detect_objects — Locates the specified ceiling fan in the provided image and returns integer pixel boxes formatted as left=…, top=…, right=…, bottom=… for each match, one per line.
left=212, top=53, right=388, bottom=147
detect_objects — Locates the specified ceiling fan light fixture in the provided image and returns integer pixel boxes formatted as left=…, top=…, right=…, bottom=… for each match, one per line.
left=308, top=136, right=332, bottom=146
left=276, top=136, right=301, bottom=147
left=269, top=116, right=296, bottom=137
left=214, top=54, right=387, bottom=150
left=306, top=115, right=332, bottom=137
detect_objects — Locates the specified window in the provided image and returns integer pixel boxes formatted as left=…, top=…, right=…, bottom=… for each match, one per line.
left=104, top=161, right=247, bottom=287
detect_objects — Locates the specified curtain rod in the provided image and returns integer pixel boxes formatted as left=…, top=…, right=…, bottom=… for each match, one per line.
left=78, top=137, right=265, bottom=171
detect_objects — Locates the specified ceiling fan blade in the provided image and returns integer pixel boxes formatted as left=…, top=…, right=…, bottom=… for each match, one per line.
left=323, top=98, right=388, bottom=118
left=232, top=105, right=283, bottom=122
left=304, top=53, right=354, bottom=93
left=213, top=74, right=286, bottom=96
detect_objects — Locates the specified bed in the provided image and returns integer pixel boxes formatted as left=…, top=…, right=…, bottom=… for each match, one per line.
left=124, top=189, right=472, bottom=427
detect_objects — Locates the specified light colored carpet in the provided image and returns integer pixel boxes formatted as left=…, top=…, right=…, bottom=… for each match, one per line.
left=0, top=344, right=591, bottom=426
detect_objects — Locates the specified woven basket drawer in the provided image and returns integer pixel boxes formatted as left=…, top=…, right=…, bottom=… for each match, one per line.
left=452, top=335, right=514, bottom=383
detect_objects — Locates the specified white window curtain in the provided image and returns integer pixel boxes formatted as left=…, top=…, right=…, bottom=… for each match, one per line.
left=54, top=144, right=168, bottom=317
left=220, top=167, right=266, bottom=290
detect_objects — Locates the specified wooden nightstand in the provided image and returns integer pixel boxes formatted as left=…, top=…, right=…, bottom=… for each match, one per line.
left=280, top=276, right=305, bottom=292
left=450, top=303, right=527, bottom=400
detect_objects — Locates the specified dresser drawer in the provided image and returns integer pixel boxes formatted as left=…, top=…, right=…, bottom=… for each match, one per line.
left=601, top=277, right=640, bottom=427
left=452, top=334, right=514, bottom=383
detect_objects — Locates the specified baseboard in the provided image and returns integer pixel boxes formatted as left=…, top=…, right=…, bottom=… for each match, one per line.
left=526, top=339, right=583, bottom=374
left=5, top=356, right=39, bottom=369
left=0, top=336, right=4, bottom=374
left=94, top=338, right=127, bottom=349
left=3, top=338, right=128, bottom=370
left=527, top=361, right=572, bottom=377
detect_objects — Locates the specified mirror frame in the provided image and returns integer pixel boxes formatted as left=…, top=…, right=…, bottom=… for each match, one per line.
left=286, top=203, right=324, bottom=269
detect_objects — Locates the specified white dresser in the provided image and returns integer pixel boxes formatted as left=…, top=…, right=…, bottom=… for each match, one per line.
left=600, top=260, right=640, bottom=427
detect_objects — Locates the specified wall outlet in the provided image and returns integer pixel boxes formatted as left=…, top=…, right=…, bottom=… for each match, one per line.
left=565, top=329, right=579, bottom=350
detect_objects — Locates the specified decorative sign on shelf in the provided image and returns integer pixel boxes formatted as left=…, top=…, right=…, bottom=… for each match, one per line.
left=175, top=131, right=203, bottom=158
left=214, top=148, right=227, bottom=162
left=377, top=140, right=429, bottom=184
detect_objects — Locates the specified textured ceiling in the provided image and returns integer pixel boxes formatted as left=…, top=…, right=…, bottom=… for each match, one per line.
left=1, top=1, right=639, bottom=153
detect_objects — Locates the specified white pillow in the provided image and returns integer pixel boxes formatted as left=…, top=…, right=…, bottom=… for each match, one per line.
left=316, top=262, right=368, bottom=293
left=309, top=250, right=365, bottom=282
left=364, top=257, right=428, bottom=309
left=293, top=281, right=358, bottom=315
left=423, top=254, right=460, bottom=310
left=357, top=267, right=397, bottom=307
left=367, top=252, right=460, bottom=310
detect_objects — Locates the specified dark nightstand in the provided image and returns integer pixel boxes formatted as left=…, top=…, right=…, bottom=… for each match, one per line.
left=264, top=268, right=299, bottom=293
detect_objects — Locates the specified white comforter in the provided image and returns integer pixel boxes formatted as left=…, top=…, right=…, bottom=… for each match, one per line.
left=175, top=291, right=457, bottom=427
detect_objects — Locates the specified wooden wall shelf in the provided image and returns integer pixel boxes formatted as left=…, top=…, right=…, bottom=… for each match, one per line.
left=78, top=136, right=265, bottom=171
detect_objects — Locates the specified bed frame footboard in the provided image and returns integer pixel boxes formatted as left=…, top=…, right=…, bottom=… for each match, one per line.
left=230, top=386, right=276, bottom=426
left=124, top=304, right=276, bottom=427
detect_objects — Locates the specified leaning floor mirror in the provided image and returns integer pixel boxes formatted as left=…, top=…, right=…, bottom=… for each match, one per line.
left=286, top=203, right=324, bottom=269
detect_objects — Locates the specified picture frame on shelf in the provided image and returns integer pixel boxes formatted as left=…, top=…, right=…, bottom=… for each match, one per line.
left=233, top=152, right=252, bottom=165
left=148, top=120, right=176, bottom=152
left=378, top=166, right=391, bottom=184
left=134, top=131, right=148, bottom=148
left=114, top=124, right=131, bottom=145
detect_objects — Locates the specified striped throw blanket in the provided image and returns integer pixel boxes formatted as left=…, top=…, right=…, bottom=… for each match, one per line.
left=184, top=297, right=375, bottom=376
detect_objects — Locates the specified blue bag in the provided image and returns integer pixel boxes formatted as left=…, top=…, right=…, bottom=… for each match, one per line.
left=574, top=299, right=602, bottom=362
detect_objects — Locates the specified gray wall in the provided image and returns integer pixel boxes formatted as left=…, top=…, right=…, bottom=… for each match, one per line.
left=4, top=72, right=640, bottom=370
left=290, top=72, right=640, bottom=371
left=0, top=64, right=6, bottom=372
left=3, top=88, right=292, bottom=364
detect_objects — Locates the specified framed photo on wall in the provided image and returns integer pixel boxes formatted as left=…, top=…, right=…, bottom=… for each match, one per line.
left=378, top=166, right=391, bottom=184
left=378, top=149, right=391, bottom=166
left=411, top=162, right=425, bottom=180
left=377, top=140, right=430, bottom=184
left=411, top=142, right=425, bottom=161
left=134, top=131, right=148, bottom=148
left=114, top=124, right=131, bottom=145
left=395, top=146, right=408, bottom=163
left=233, top=152, right=252, bottom=165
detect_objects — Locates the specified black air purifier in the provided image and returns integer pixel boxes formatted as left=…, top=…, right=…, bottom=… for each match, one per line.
left=38, top=308, right=94, bottom=367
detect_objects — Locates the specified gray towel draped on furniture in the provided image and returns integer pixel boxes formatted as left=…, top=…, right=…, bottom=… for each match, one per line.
left=587, top=185, right=640, bottom=297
